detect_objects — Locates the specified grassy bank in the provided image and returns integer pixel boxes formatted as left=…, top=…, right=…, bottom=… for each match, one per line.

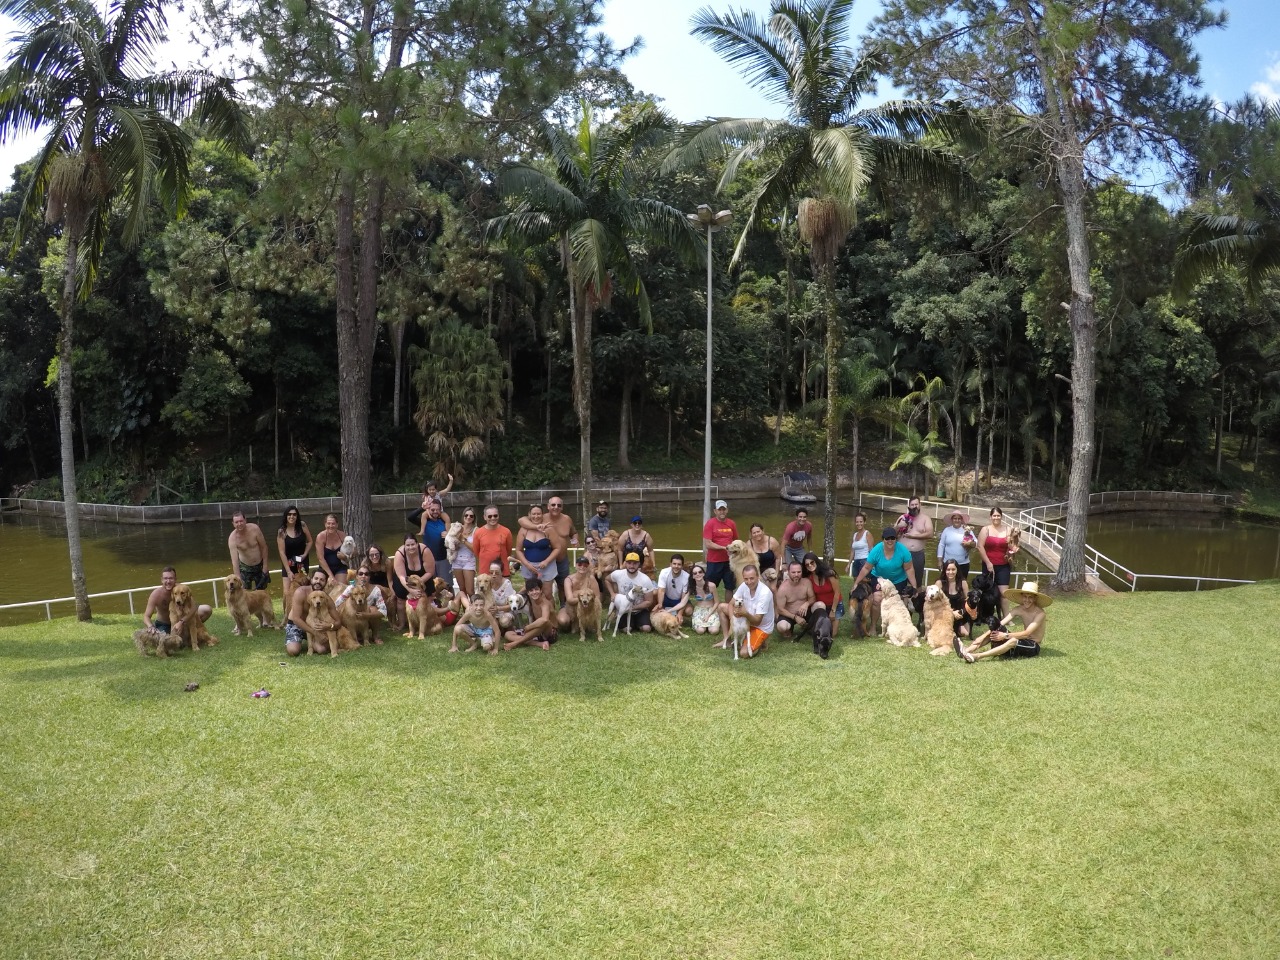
left=2, top=586, right=1278, bottom=959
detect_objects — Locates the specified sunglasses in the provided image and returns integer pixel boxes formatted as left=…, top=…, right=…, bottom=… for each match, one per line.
left=485, top=514, right=498, bottom=520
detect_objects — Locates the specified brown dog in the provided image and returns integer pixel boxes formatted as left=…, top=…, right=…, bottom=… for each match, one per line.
left=338, top=583, right=377, bottom=647
left=728, top=539, right=759, bottom=587
left=133, top=626, right=182, bottom=658
left=225, top=576, right=277, bottom=636
left=576, top=586, right=603, bottom=643
left=596, top=532, right=620, bottom=579
left=169, top=584, right=218, bottom=652
left=650, top=609, right=687, bottom=639
left=306, top=590, right=358, bottom=657
left=404, top=575, right=442, bottom=639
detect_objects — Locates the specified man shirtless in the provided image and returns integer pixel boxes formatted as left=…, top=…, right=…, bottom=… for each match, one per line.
left=517, top=494, right=579, bottom=602
left=285, top=569, right=331, bottom=656
left=503, top=581, right=558, bottom=651
left=229, top=511, right=271, bottom=590
left=557, top=554, right=603, bottom=632
left=141, top=566, right=211, bottom=634
left=773, top=561, right=818, bottom=640
left=957, top=581, right=1050, bottom=663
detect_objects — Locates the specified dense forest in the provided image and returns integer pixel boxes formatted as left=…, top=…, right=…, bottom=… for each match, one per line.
left=1, top=0, right=1278, bottom=603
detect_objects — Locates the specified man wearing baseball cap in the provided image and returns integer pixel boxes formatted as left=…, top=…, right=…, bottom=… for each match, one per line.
left=607, top=551, right=657, bottom=633
left=702, top=499, right=739, bottom=595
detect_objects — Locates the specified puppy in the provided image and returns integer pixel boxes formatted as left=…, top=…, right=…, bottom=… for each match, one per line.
left=922, top=583, right=956, bottom=656
left=169, top=584, right=218, bottom=652
left=338, top=583, right=376, bottom=647
left=877, top=577, right=919, bottom=647
left=727, top=539, right=759, bottom=586
left=650, top=609, right=687, bottom=639
left=133, top=627, right=182, bottom=658
left=404, top=575, right=442, bottom=639
left=306, top=590, right=358, bottom=657
left=810, top=606, right=833, bottom=659
left=224, top=576, right=277, bottom=636
left=576, top=587, right=603, bottom=643
left=444, top=522, right=464, bottom=565
left=1009, top=527, right=1022, bottom=553
left=337, top=535, right=358, bottom=569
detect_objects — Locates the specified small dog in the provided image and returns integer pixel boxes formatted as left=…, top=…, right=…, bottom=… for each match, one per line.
left=444, top=522, right=464, bottom=564
left=810, top=606, right=833, bottom=659
left=650, top=609, right=687, bottom=639
left=728, top=596, right=750, bottom=660
left=507, top=592, right=529, bottom=629
left=337, top=535, right=358, bottom=569
left=727, top=539, right=758, bottom=586
left=338, top=583, right=376, bottom=647
left=224, top=575, right=277, bottom=636
left=849, top=579, right=876, bottom=638
left=1009, top=527, right=1022, bottom=553
left=607, top=584, right=648, bottom=636
left=576, top=587, right=603, bottom=643
left=922, top=583, right=956, bottom=656
left=306, top=590, right=358, bottom=657
left=169, top=584, right=217, bottom=652
left=877, top=578, right=919, bottom=647
left=404, top=575, right=442, bottom=639
left=133, top=627, right=182, bottom=658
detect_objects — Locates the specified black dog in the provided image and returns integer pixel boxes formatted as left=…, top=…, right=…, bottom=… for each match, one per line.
left=811, top=607, right=834, bottom=660
left=968, top=571, right=1000, bottom=622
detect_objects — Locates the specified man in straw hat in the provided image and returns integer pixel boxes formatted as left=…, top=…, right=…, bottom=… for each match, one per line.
left=954, top=580, right=1051, bottom=663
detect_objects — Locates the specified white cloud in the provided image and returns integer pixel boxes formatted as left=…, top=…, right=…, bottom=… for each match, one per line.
left=1250, top=57, right=1280, bottom=103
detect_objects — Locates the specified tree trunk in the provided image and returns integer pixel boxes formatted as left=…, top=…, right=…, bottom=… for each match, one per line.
left=851, top=417, right=861, bottom=500
left=58, top=229, right=91, bottom=621
left=822, top=271, right=840, bottom=565
left=391, top=318, right=406, bottom=479
left=618, top=371, right=633, bottom=469
left=1022, top=3, right=1097, bottom=591
left=334, top=169, right=372, bottom=553
left=1215, top=385, right=1224, bottom=474
left=566, top=252, right=594, bottom=522
left=274, top=375, right=280, bottom=477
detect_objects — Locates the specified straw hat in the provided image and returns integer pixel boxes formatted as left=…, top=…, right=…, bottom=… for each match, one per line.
left=1004, top=581, right=1053, bottom=608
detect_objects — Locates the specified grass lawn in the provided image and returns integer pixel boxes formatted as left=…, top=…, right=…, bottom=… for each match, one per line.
left=2, top=585, right=1278, bottom=959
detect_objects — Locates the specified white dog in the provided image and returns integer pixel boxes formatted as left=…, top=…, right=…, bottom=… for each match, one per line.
left=729, top=596, right=750, bottom=661
left=507, top=592, right=529, bottom=630
left=607, top=585, right=648, bottom=636
left=878, top=577, right=920, bottom=647
left=444, top=521, right=464, bottom=565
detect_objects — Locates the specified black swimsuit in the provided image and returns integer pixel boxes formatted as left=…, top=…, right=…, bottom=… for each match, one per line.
left=281, top=525, right=309, bottom=574
left=392, top=546, right=429, bottom=599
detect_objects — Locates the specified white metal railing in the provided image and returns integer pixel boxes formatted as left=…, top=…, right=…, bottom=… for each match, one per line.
left=0, top=575, right=230, bottom=623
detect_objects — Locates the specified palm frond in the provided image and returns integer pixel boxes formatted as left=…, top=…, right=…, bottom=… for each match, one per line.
left=691, top=4, right=795, bottom=107
left=662, top=116, right=783, bottom=175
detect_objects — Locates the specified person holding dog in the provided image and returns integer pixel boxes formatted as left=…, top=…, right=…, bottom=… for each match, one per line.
left=976, top=506, right=1019, bottom=614
left=936, top=509, right=974, bottom=583
left=228, top=511, right=271, bottom=590
left=142, top=567, right=212, bottom=635
left=716, top=564, right=774, bottom=655
left=285, top=568, right=330, bottom=656
left=558, top=554, right=601, bottom=632
left=314, top=513, right=350, bottom=585
left=503, top=581, right=558, bottom=651
left=608, top=552, right=657, bottom=633
left=956, top=580, right=1050, bottom=663
left=850, top=527, right=920, bottom=625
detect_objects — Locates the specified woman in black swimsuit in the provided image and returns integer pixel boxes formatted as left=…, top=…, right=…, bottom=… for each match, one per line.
left=391, top=534, right=434, bottom=632
left=276, top=506, right=313, bottom=612
left=939, top=559, right=970, bottom=637
left=617, top=516, right=656, bottom=569
left=365, top=543, right=392, bottom=594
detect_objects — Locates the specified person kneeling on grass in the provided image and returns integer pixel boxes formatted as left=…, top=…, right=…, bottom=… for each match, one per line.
left=717, top=564, right=775, bottom=656
left=955, top=580, right=1050, bottom=663
left=504, top=581, right=558, bottom=652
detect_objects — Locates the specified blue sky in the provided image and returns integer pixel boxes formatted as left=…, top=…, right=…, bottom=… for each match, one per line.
left=0, top=0, right=1275, bottom=183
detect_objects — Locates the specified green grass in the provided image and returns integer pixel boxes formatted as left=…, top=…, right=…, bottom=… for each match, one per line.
left=3, top=587, right=1279, bottom=959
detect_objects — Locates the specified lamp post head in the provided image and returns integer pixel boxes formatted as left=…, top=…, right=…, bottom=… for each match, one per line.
left=688, top=205, right=733, bottom=230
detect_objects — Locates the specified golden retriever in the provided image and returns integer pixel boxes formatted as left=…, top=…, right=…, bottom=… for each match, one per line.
left=596, top=532, right=621, bottom=579
left=403, top=575, right=442, bottom=639
left=224, top=576, right=277, bottom=636
left=575, top=586, right=603, bottom=643
left=727, top=539, right=759, bottom=586
left=878, top=578, right=920, bottom=647
left=922, top=583, right=956, bottom=656
left=338, top=583, right=377, bottom=647
left=169, top=584, right=217, bottom=652
left=305, top=590, right=358, bottom=657
left=650, top=609, right=687, bottom=639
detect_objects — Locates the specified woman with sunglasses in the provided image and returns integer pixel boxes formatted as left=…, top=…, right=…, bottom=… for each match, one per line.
left=276, top=506, right=313, bottom=613
left=364, top=543, right=392, bottom=598
left=334, top=566, right=389, bottom=643
left=453, top=507, right=479, bottom=597
left=802, top=551, right=844, bottom=638
left=688, top=564, right=721, bottom=634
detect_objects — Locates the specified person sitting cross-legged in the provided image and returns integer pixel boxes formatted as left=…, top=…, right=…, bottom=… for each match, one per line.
left=956, top=581, right=1051, bottom=663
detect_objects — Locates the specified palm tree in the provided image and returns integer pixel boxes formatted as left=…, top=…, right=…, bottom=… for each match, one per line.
left=486, top=104, right=701, bottom=517
left=0, top=0, right=244, bottom=620
left=838, top=355, right=889, bottom=499
left=672, top=0, right=970, bottom=563
left=890, top=424, right=945, bottom=497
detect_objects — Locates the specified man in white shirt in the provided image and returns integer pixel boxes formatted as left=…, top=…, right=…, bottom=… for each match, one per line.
left=657, top=553, right=691, bottom=619
left=608, top=552, right=658, bottom=633
left=715, top=564, right=774, bottom=655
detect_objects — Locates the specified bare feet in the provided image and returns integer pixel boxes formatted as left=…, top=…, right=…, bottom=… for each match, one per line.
left=713, top=639, right=728, bottom=649
left=538, top=639, right=550, bottom=651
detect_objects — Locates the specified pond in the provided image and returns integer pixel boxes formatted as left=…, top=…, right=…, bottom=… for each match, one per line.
left=1085, top=512, right=1280, bottom=589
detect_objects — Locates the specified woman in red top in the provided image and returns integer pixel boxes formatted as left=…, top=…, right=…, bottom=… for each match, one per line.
left=802, top=551, right=844, bottom=637
left=977, top=506, right=1019, bottom=613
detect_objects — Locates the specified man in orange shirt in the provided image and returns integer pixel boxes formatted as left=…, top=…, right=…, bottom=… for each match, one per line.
left=469, top=504, right=513, bottom=577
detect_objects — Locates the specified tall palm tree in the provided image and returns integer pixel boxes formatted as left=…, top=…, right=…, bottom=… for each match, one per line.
left=672, top=0, right=970, bottom=562
left=0, top=0, right=245, bottom=620
left=487, top=104, right=701, bottom=517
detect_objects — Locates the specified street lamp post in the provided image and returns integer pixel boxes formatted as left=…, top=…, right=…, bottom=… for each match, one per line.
left=687, top=204, right=734, bottom=523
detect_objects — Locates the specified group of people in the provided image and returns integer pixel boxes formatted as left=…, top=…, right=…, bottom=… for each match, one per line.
left=142, top=488, right=1048, bottom=664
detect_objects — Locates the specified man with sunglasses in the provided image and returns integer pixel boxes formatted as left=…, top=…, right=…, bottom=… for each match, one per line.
left=516, top=494, right=579, bottom=602
left=469, top=505, right=513, bottom=578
